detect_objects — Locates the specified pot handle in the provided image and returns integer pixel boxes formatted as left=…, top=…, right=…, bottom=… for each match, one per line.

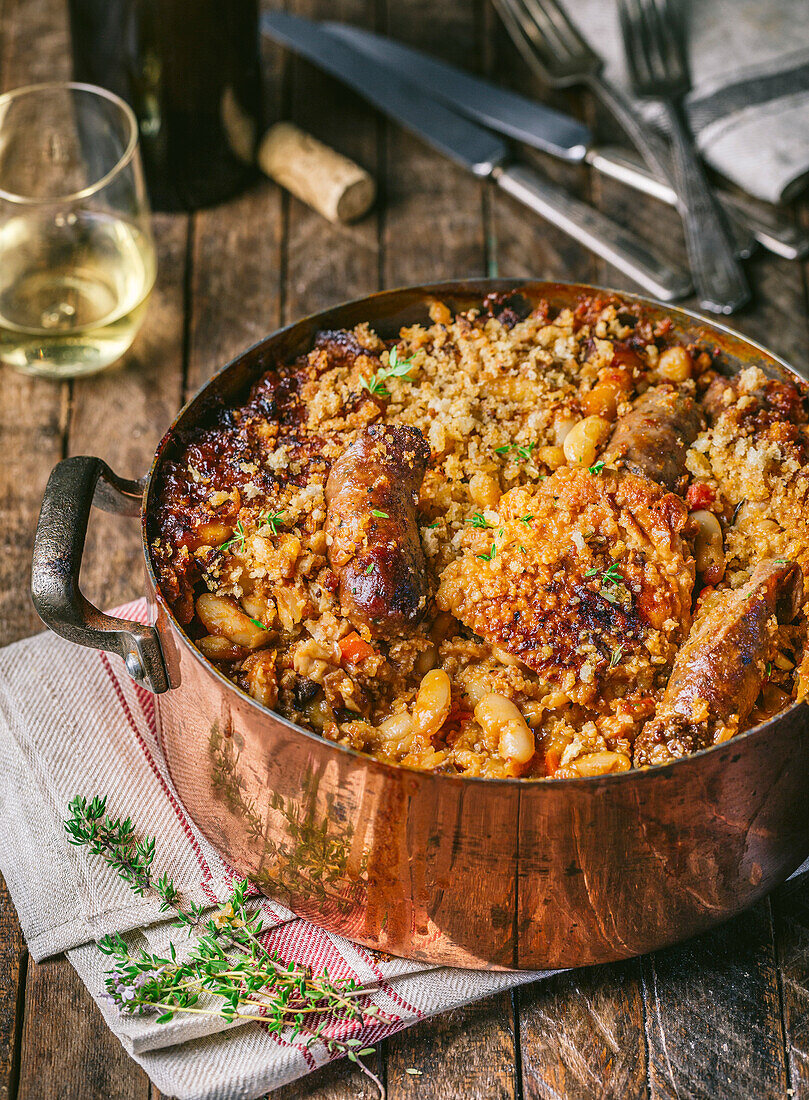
left=31, top=455, right=169, bottom=694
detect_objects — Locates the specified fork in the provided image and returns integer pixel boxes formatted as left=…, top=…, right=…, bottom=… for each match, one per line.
left=490, top=0, right=804, bottom=264
left=618, top=0, right=749, bottom=313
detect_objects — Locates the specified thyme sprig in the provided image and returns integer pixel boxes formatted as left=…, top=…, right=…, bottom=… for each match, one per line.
left=65, top=797, right=387, bottom=1096
left=359, top=347, right=415, bottom=398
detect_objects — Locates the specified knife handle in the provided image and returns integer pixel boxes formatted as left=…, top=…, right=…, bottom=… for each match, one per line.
left=587, top=145, right=809, bottom=262
left=494, top=164, right=692, bottom=302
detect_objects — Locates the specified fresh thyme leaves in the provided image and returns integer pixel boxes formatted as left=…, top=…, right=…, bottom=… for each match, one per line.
left=427, top=521, right=439, bottom=529
left=257, top=510, right=284, bottom=536
left=610, top=645, right=624, bottom=668
left=365, top=563, right=375, bottom=574
left=766, top=661, right=773, bottom=678
left=494, top=441, right=536, bottom=461
left=359, top=346, right=415, bottom=398
left=588, top=461, right=605, bottom=476
left=249, top=618, right=269, bottom=631
left=585, top=561, right=623, bottom=587
left=520, top=515, right=534, bottom=525
left=220, top=521, right=246, bottom=554
left=467, top=513, right=491, bottom=529
left=477, top=543, right=497, bottom=562
left=371, top=509, right=389, bottom=519
left=65, top=797, right=387, bottom=1097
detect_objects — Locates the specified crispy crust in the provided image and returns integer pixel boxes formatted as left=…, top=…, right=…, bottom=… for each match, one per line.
left=150, top=295, right=809, bottom=779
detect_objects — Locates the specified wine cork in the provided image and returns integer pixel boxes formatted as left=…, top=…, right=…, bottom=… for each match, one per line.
left=258, top=122, right=375, bottom=224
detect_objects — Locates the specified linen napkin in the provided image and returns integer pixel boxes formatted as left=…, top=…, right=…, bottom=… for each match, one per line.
left=571, top=0, right=809, bottom=204
left=0, top=599, right=550, bottom=1100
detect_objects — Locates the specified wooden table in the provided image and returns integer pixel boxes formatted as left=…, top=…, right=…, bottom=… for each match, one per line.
left=2, top=0, right=809, bottom=1097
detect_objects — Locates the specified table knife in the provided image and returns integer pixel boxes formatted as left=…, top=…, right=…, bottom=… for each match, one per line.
left=323, top=21, right=809, bottom=261
left=262, top=12, right=691, bottom=301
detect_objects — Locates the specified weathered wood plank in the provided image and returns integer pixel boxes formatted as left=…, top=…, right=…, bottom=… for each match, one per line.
left=518, top=962, right=647, bottom=1100
left=17, top=959, right=148, bottom=1100
left=0, top=881, right=26, bottom=1100
left=642, top=903, right=789, bottom=1100
left=386, top=993, right=518, bottom=1100
left=380, top=2, right=487, bottom=288
left=773, top=877, right=809, bottom=1097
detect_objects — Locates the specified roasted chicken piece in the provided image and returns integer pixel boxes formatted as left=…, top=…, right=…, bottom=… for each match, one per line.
left=325, top=424, right=431, bottom=639
left=634, top=558, right=803, bottom=767
left=605, top=385, right=704, bottom=493
left=436, top=466, right=695, bottom=707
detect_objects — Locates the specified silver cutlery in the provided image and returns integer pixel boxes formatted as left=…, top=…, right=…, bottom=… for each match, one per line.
left=618, top=0, right=750, bottom=313
left=263, top=11, right=692, bottom=300
left=491, top=0, right=761, bottom=274
left=326, top=20, right=809, bottom=261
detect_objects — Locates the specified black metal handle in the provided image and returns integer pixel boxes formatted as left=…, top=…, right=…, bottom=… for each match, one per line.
left=31, top=455, right=169, bottom=694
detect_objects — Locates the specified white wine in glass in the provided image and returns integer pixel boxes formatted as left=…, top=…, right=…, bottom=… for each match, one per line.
left=0, top=83, right=156, bottom=379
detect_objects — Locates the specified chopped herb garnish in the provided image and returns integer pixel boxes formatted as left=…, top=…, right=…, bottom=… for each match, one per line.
left=220, top=521, right=246, bottom=553
left=766, top=661, right=773, bottom=678
left=249, top=618, right=269, bottom=631
left=427, top=520, right=439, bottom=529
left=586, top=561, right=623, bottom=587
left=732, top=499, right=746, bottom=525
left=520, top=515, right=534, bottom=525
left=358, top=346, right=415, bottom=397
left=365, top=563, right=375, bottom=574
left=467, top=513, right=491, bottom=529
left=520, top=545, right=527, bottom=554
left=589, top=460, right=605, bottom=476
left=477, top=542, right=497, bottom=562
left=610, top=645, right=624, bottom=668
left=371, top=509, right=390, bottom=519
left=494, top=441, right=536, bottom=461
left=257, top=510, right=284, bottom=536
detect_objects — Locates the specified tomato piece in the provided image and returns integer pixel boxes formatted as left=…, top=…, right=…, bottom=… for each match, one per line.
left=686, top=482, right=715, bottom=511
left=338, top=632, right=375, bottom=664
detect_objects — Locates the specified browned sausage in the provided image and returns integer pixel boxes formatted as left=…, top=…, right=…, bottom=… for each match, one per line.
left=325, top=425, right=430, bottom=639
left=634, top=558, right=803, bottom=766
left=605, top=386, right=703, bottom=493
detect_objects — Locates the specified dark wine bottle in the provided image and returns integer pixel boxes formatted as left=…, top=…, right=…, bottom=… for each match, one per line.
left=68, top=0, right=263, bottom=211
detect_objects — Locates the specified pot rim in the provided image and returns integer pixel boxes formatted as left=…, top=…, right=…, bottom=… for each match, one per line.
left=139, top=276, right=809, bottom=789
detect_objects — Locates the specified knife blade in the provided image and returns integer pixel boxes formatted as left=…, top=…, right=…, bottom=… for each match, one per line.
left=322, top=22, right=809, bottom=261
left=324, top=21, right=591, bottom=161
left=261, top=11, right=691, bottom=301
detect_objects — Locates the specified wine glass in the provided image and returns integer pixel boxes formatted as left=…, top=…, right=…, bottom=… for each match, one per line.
left=0, top=82, right=156, bottom=379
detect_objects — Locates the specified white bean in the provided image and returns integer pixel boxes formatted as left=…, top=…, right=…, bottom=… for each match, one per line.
left=657, top=346, right=692, bottom=382
left=196, top=593, right=270, bottom=649
left=468, top=471, right=500, bottom=509
left=412, top=669, right=452, bottom=738
left=243, top=650, right=278, bottom=709
left=572, top=751, right=631, bottom=777
left=474, top=693, right=535, bottom=767
left=562, top=416, right=611, bottom=467
left=691, top=509, right=725, bottom=581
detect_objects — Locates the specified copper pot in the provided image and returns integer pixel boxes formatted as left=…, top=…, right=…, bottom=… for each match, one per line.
left=30, top=280, right=809, bottom=970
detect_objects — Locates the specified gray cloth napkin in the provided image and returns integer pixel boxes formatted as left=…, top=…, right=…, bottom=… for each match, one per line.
left=572, top=0, right=809, bottom=203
